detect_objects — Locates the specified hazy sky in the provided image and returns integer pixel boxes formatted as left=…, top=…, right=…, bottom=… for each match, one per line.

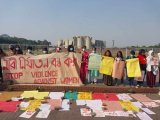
left=0, top=0, right=160, bottom=47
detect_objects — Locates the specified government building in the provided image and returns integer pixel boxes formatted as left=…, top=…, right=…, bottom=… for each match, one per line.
left=57, top=36, right=106, bottom=49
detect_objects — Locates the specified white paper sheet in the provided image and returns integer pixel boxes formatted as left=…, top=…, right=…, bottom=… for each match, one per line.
left=11, top=97, right=23, bottom=101
left=86, top=100, right=102, bottom=111
left=104, top=112, right=118, bottom=116
left=117, top=94, right=133, bottom=101
left=19, top=110, right=36, bottom=118
left=36, top=110, right=51, bottom=118
left=141, top=108, right=155, bottom=115
left=132, top=102, right=143, bottom=108
left=136, top=112, right=153, bottom=120
left=76, top=100, right=86, bottom=106
left=39, top=104, right=51, bottom=111
left=94, top=110, right=106, bottom=117
left=49, top=92, right=64, bottom=99
left=153, top=100, right=160, bottom=104
left=142, top=102, right=159, bottom=108
left=115, top=111, right=130, bottom=117
left=60, top=99, right=70, bottom=111
left=80, top=108, right=92, bottom=116
left=20, top=102, right=30, bottom=108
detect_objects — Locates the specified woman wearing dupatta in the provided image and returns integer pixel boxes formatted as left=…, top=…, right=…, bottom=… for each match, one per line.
left=0, top=48, right=6, bottom=83
left=80, top=46, right=89, bottom=84
left=88, top=47, right=100, bottom=84
left=146, top=50, right=159, bottom=87
left=137, top=49, right=147, bottom=87
left=113, top=51, right=125, bottom=85
left=102, top=50, right=114, bottom=86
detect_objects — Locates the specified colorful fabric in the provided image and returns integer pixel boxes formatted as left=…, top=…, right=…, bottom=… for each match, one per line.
left=92, top=93, right=107, bottom=100
left=147, top=71, right=156, bottom=87
left=130, top=94, right=152, bottom=102
left=102, top=101, right=123, bottom=112
left=47, top=99, right=62, bottom=110
left=112, top=60, right=125, bottom=79
left=105, top=93, right=119, bottom=101
left=0, top=101, right=21, bottom=112
left=64, top=92, right=77, bottom=100
left=34, top=92, right=49, bottom=99
left=137, top=54, right=147, bottom=65
left=21, top=100, right=41, bottom=111
left=126, top=58, right=141, bottom=77
left=99, top=56, right=114, bottom=75
left=89, top=70, right=99, bottom=77
left=78, top=92, right=92, bottom=100
left=88, top=53, right=101, bottom=70
left=120, top=101, right=139, bottom=112
left=21, top=91, right=38, bottom=98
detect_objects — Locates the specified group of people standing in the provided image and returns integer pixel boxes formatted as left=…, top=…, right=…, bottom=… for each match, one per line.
left=0, top=44, right=160, bottom=88
left=80, top=46, right=160, bottom=88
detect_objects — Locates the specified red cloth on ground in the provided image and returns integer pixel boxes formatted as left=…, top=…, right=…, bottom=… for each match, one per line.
left=0, top=101, right=21, bottom=112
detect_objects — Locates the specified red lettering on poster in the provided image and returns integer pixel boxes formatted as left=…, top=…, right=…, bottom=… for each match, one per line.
left=61, top=77, right=79, bottom=84
left=31, top=70, right=57, bottom=78
left=4, top=72, right=23, bottom=80
left=2, top=57, right=17, bottom=70
left=64, top=57, right=77, bottom=67
left=51, top=58, right=61, bottom=67
left=34, top=78, right=57, bottom=84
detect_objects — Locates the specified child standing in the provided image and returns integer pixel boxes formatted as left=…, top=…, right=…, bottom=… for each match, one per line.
left=126, top=50, right=136, bottom=87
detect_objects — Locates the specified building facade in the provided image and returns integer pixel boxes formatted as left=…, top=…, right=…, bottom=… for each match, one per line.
left=57, top=36, right=106, bottom=49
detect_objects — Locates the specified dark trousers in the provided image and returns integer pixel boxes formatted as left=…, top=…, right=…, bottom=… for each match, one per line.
left=103, top=75, right=113, bottom=86
left=128, top=77, right=134, bottom=86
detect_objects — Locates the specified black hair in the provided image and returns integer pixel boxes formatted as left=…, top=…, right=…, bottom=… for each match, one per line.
left=104, top=50, right=112, bottom=57
left=27, top=46, right=33, bottom=50
left=116, top=51, right=123, bottom=59
left=130, top=50, right=135, bottom=55
left=68, top=45, right=74, bottom=52
left=139, top=49, right=145, bottom=55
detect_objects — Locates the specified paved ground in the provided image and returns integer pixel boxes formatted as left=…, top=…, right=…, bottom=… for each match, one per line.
left=0, top=93, right=159, bottom=120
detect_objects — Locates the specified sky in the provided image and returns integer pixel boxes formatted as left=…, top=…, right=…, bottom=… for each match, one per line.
left=0, top=0, right=160, bottom=47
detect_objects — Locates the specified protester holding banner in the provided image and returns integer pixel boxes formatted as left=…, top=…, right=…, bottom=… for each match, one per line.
left=100, top=50, right=114, bottom=86
left=88, top=47, right=101, bottom=84
left=137, top=49, right=147, bottom=87
left=0, top=48, right=6, bottom=82
left=158, top=53, right=160, bottom=84
left=112, top=51, right=125, bottom=85
left=7, top=44, right=15, bottom=56
left=80, top=46, right=89, bottom=84
left=126, top=50, right=136, bottom=87
left=56, top=47, right=62, bottom=53
left=42, top=47, right=48, bottom=54
left=146, top=50, right=159, bottom=87
left=68, top=45, right=74, bottom=52
left=15, top=45, right=23, bottom=55
left=26, top=46, right=33, bottom=55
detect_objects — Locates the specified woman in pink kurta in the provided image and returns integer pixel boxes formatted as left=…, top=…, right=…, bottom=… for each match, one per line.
left=80, top=46, right=89, bottom=84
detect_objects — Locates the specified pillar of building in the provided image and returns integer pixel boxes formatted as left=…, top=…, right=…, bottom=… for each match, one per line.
left=77, top=37, right=82, bottom=48
left=64, top=39, right=69, bottom=48
left=85, top=36, right=91, bottom=49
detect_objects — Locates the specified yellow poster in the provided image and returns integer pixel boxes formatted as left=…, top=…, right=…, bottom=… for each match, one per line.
left=120, top=101, right=139, bottom=112
left=34, top=92, right=49, bottom=99
left=78, top=92, right=92, bottom=100
left=126, top=58, right=141, bottom=77
left=21, top=91, right=38, bottom=98
left=21, top=100, right=41, bottom=111
left=99, top=56, right=114, bottom=75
